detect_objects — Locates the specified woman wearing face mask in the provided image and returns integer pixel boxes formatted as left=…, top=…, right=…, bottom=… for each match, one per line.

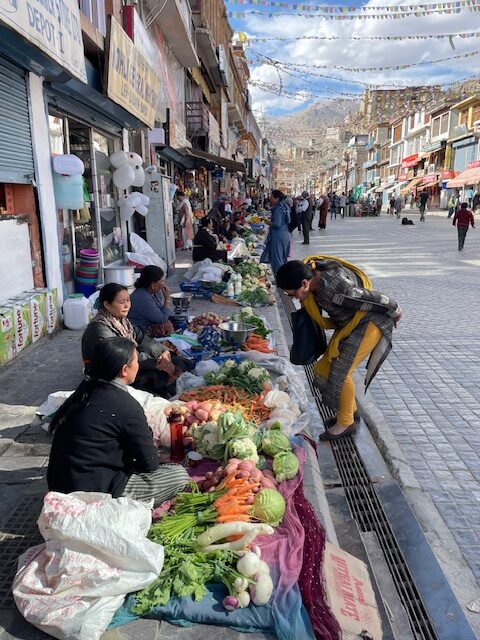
left=47, top=337, right=189, bottom=504
left=82, top=283, right=178, bottom=396
left=276, top=257, right=402, bottom=441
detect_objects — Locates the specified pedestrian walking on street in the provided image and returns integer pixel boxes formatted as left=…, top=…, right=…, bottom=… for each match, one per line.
left=277, top=257, right=402, bottom=441
left=318, top=194, right=329, bottom=229
left=418, top=190, right=429, bottom=222
left=447, top=193, right=459, bottom=218
left=375, top=194, right=383, bottom=216
left=295, top=195, right=308, bottom=234
left=301, top=191, right=313, bottom=244
left=331, top=193, right=339, bottom=219
left=389, top=196, right=395, bottom=215
left=452, top=202, right=475, bottom=251
left=394, top=195, right=403, bottom=219
left=338, top=192, right=347, bottom=218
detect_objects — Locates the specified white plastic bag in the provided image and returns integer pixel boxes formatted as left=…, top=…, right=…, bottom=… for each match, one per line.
left=176, top=371, right=206, bottom=394
left=194, top=360, right=220, bottom=377
left=129, top=233, right=167, bottom=272
left=13, top=492, right=164, bottom=640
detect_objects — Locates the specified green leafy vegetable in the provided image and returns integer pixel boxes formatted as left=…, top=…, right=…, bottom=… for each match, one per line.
left=272, top=451, right=299, bottom=483
left=261, top=431, right=292, bottom=457
left=205, top=360, right=270, bottom=395
left=238, top=286, right=269, bottom=308
left=251, top=488, right=286, bottom=527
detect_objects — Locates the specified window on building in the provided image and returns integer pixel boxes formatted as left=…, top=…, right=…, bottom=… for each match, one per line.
left=393, top=124, right=402, bottom=143
left=425, top=114, right=431, bottom=124
left=459, top=109, right=469, bottom=126
left=440, top=113, right=449, bottom=134
left=432, top=116, right=440, bottom=138
left=471, top=104, right=480, bottom=125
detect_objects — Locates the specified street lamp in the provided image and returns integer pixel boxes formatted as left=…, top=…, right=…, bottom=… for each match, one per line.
left=344, top=152, right=350, bottom=196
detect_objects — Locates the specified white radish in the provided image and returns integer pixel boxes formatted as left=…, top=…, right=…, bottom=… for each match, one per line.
left=197, top=522, right=274, bottom=553
left=237, top=552, right=261, bottom=577
left=255, top=559, right=270, bottom=576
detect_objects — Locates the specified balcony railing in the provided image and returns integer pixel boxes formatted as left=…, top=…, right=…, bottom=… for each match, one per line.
left=186, top=102, right=210, bottom=138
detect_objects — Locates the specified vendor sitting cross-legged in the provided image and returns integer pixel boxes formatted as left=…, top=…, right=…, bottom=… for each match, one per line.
left=192, top=216, right=228, bottom=263
left=47, top=337, right=189, bottom=505
left=82, top=283, right=189, bottom=397
left=128, top=265, right=174, bottom=338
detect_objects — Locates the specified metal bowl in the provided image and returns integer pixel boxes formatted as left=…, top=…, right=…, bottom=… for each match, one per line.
left=170, top=292, right=192, bottom=311
left=218, top=321, right=256, bottom=346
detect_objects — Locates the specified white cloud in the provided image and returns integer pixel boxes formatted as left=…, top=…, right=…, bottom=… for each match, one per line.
left=243, top=2, right=480, bottom=113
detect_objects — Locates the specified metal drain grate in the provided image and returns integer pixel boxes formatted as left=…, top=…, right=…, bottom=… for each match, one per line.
left=279, top=291, right=437, bottom=640
left=0, top=496, right=43, bottom=609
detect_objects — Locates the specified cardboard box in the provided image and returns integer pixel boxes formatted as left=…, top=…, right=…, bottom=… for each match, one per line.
left=324, top=542, right=383, bottom=640
left=0, top=307, right=16, bottom=365
left=6, top=297, right=31, bottom=354
left=26, top=291, right=47, bottom=342
left=27, top=288, right=59, bottom=334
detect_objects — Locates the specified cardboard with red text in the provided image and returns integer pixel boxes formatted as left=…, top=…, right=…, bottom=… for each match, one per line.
left=324, top=541, right=383, bottom=640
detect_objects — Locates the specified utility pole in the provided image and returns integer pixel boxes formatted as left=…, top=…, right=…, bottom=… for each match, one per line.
left=344, top=152, right=350, bottom=195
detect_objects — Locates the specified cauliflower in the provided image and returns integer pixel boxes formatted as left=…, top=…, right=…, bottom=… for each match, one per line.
left=228, top=437, right=259, bottom=464
left=224, top=359, right=236, bottom=369
left=248, top=368, right=265, bottom=379
left=239, top=360, right=250, bottom=371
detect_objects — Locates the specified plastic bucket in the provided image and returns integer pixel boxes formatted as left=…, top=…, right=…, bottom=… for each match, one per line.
left=75, top=281, right=97, bottom=297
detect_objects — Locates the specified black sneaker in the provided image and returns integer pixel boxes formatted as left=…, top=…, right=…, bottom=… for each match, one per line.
left=324, top=411, right=360, bottom=429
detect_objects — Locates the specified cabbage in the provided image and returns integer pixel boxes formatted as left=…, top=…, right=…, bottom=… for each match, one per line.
left=272, top=451, right=299, bottom=483
left=251, top=489, right=286, bottom=526
left=261, top=431, right=291, bottom=457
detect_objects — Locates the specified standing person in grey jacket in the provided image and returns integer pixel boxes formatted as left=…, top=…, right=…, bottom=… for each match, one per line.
left=129, top=265, right=174, bottom=337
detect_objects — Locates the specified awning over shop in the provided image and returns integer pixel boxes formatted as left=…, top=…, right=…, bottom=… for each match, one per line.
left=446, top=167, right=480, bottom=188
left=400, top=177, right=424, bottom=195
left=180, top=148, right=245, bottom=173
left=417, top=180, right=439, bottom=190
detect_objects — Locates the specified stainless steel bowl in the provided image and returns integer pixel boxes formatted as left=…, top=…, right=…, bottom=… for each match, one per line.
left=218, top=321, right=256, bottom=346
left=170, top=292, right=192, bottom=312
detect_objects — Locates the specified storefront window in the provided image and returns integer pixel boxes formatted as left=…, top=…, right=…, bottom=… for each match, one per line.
left=48, top=112, right=124, bottom=297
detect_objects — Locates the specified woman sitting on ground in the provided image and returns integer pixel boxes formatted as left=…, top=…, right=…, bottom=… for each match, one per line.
left=128, top=265, right=174, bottom=338
left=47, top=337, right=189, bottom=505
left=82, top=283, right=181, bottom=397
left=276, top=258, right=402, bottom=441
left=192, top=217, right=228, bottom=263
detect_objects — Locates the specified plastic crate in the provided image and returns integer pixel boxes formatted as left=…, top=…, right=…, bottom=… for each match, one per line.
left=212, top=354, right=243, bottom=365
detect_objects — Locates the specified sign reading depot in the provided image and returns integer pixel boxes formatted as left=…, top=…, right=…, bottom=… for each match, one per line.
left=0, top=0, right=87, bottom=82
left=106, top=17, right=160, bottom=129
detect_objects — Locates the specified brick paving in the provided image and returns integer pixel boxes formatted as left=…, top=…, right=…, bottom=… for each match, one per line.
left=290, top=208, right=480, bottom=585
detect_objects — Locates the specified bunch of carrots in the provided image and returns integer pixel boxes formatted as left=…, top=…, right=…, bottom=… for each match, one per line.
left=242, top=333, right=276, bottom=354
left=179, top=385, right=271, bottom=423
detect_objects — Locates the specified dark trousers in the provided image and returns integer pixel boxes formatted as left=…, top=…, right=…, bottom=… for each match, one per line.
left=457, top=226, right=468, bottom=250
left=302, top=212, right=312, bottom=243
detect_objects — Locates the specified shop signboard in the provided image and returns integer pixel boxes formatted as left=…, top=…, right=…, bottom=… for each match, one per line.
left=106, top=17, right=160, bottom=129
left=398, top=172, right=408, bottom=181
left=423, top=173, right=438, bottom=183
left=212, top=168, right=225, bottom=181
left=401, top=154, right=419, bottom=169
left=440, top=170, right=456, bottom=180
left=0, top=0, right=87, bottom=82
left=468, top=160, right=480, bottom=169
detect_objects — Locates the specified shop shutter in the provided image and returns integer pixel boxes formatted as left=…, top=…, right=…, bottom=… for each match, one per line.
left=0, top=57, right=34, bottom=184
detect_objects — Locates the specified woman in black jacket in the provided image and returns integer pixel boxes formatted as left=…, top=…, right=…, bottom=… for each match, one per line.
left=192, top=217, right=228, bottom=263
left=82, top=283, right=187, bottom=396
left=47, top=337, right=189, bottom=505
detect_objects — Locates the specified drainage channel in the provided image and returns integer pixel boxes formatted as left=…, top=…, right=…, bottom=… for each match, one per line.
left=279, top=291, right=454, bottom=640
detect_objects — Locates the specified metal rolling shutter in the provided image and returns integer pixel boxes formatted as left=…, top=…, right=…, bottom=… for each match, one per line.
left=0, top=57, right=34, bottom=184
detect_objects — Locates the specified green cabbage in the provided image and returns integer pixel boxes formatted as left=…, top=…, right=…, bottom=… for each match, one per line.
left=272, top=451, right=299, bottom=483
left=251, top=488, right=286, bottom=526
left=261, top=431, right=291, bottom=458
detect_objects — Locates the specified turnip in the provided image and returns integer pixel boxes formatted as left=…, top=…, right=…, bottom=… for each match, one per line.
left=255, top=559, right=270, bottom=576
left=250, top=469, right=263, bottom=483
left=195, top=409, right=209, bottom=423
left=223, top=595, right=238, bottom=611
left=238, top=460, right=255, bottom=473
left=235, top=470, right=250, bottom=479
left=260, top=477, right=277, bottom=489
left=237, top=551, right=261, bottom=577
left=224, top=459, right=240, bottom=476
left=233, top=577, right=249, bottom=593
left=236, top=590, right=251, bottom=608
left=250, top=572, right=273, bottom=606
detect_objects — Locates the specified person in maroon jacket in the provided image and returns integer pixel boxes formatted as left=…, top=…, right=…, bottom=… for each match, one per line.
left=453, top=202, right=475, bottom=251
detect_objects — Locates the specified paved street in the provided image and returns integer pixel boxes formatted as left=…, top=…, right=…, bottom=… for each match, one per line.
left=290, top=207, right=480, bottom=586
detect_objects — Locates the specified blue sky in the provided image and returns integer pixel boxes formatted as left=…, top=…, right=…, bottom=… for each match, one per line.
left=227, top=0, right=480, bottom=115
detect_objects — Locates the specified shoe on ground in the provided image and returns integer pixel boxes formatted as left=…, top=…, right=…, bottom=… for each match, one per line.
left=324, top=411, right=360, bottom=429
left=319, top=422, right=358, bottom=441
